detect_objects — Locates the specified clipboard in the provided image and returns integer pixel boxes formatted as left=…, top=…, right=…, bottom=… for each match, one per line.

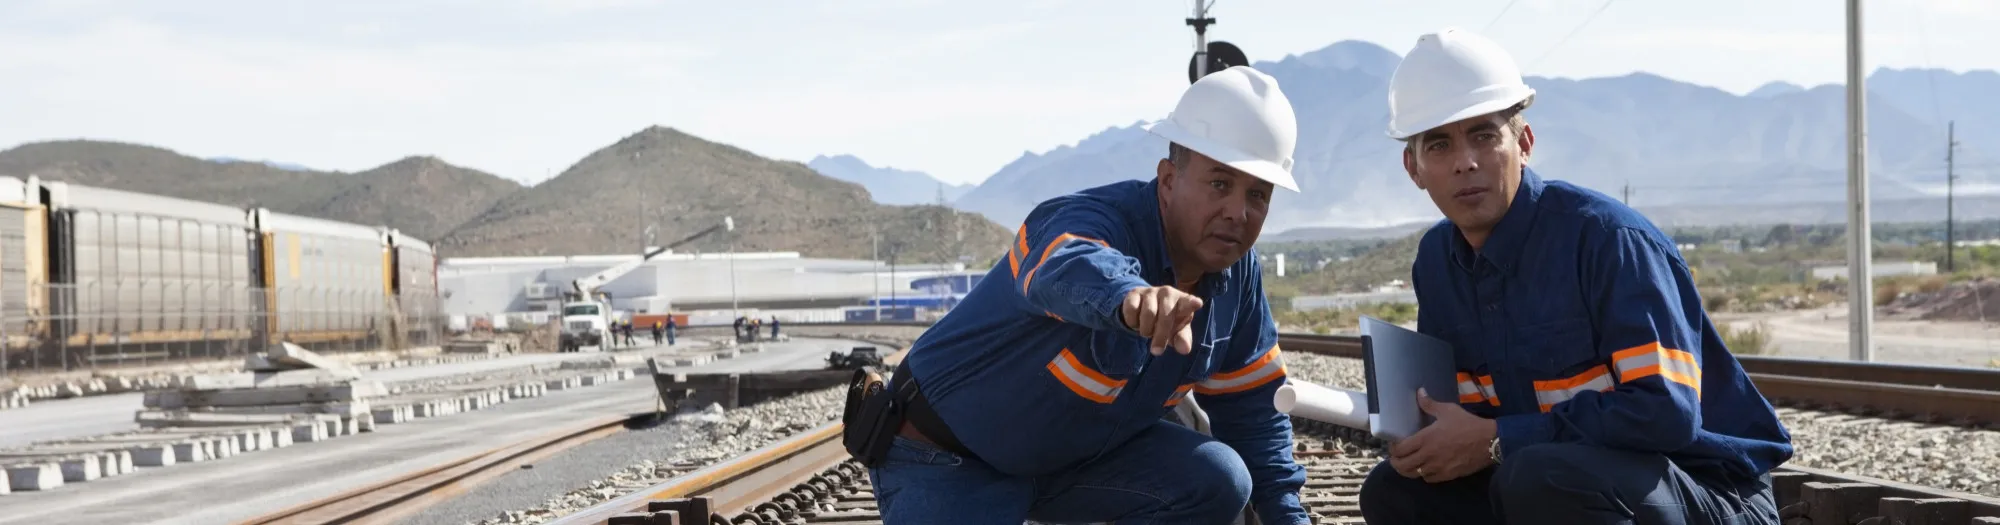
left=1359, top=316, right=1461, bottom=442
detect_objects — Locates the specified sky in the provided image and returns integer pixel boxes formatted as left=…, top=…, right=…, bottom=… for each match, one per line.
left=3, top=0, right=1997, bottom=187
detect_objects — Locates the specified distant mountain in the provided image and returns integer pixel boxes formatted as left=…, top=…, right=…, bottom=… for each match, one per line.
left=0, top=140, right=518, bottom=243
left=438, top=127, right=1011, bottom=261
left=208, top=156, right=318, bottom=172
left=315, top=156, right=523, bottom=240
left=951, top=40, right=2000, bottom=232
left=1748, top=81, right=1806, bottom=98
left=807, top=154, right=972, bottom=206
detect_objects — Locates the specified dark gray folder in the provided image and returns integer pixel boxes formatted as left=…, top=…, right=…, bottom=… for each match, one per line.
left=1360, top=316, right=1461, bottom=442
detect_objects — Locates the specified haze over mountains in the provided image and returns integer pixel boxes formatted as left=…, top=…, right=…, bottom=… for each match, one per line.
left=807, top=154, right=973, bottom=206
left=5, top=38, right=1998, bottom=260
left=948, top=40, right=2000, bottom=235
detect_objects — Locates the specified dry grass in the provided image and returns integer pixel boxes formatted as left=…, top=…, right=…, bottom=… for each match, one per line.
left=1720, top=321, right=1771, bottom=355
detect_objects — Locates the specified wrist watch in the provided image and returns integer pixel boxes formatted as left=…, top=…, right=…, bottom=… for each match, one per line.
left=1488, top=437, right=1503, bottom=464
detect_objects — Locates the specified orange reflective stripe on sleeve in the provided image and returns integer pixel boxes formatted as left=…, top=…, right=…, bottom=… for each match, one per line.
left=1163, top=383, right=1196, bottom=407
left=1046, top=348, right=1126, bottom=403
left=1195, top=345, right=1288, bottom=395
left=1008, top=224, right=1028, bottom=278
left=1456, top=372, right=1501, bottom=406
left=1019, top=233, right=1109, bottom=294
left=1612, top=343, right=1702, bottom=398
left=1532, top=364, right=1615, bottom=412
left=1456, top=372, right=1482, bottom=403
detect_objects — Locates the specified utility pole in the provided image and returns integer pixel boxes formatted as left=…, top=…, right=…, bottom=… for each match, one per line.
left=1845, top=0, right=1874, bottom=362
left=1622, top=181, right=1631, bottom=205
left=872, top=224, right=881, bottom=320
left=1946, top=120, right=1959, bottom=273
left=1188, top=0, right=1215, bottom=78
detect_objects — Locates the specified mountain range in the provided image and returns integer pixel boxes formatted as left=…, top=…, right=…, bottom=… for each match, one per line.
left=0, top=128, right=1012, bottom=263
left=807, top=154, right=973, bottom=206
left=948, top=40, right=2000, bottom=235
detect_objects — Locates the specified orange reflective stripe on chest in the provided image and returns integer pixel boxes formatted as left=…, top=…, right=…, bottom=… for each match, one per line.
left=1020, top=233, right=1108, bottom=294
left=1046, top=348, right=1126, bottom=403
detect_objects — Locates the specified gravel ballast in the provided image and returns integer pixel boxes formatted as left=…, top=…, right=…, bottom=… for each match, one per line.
left=1288, top=351, right=2000, bottom=498
left=430, top=348, right=1997, bottom=525
left=407, top=387, right=845, bottom=525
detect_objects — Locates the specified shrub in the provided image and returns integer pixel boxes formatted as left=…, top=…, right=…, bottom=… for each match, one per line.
left=1721, top=321, right=1771, bottom=355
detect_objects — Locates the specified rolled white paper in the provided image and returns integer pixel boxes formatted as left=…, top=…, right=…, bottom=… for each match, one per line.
left=1273, top=379, right=1369, bottom=431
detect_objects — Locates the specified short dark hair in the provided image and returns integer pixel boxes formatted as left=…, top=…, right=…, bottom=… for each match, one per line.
left=1401, top=103, right=1529, bottom=154
left=1167, top=143, right=1191, bottom=175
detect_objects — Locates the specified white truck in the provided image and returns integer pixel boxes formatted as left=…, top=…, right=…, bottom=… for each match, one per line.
left=558, top=217, right=733, bottom=353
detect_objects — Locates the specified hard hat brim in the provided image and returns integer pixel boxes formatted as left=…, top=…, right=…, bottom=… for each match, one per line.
left=1386, top=88, right=1535, bottom=141
left=1146, top=118, right=1301, bottom=193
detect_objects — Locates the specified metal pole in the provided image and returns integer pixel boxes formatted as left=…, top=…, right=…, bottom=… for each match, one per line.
left=1946, top=120, right=1957, bottom=273
left=872, top=225, right=881, bottom=320
left=729, top=242, right=739, bottom=317
left=1191, top=0, right=1209, bottom=78
left=1846, top=0, right=1873, bottom=362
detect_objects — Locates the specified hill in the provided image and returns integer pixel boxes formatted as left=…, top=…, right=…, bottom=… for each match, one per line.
left=314, top=156, right=523, bottom=240
left=807, top=154, right=973, bottom=206
left=0, top=140, right=519, bottom=242
left=437, top=127, right=1012, bottom=262
left=952, top=40, right=2000, bottom=232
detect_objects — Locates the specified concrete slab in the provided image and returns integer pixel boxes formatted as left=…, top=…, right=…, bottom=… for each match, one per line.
left=291, top=423, right=326, bottom=443
left=146, top=381, right=386, bottom=409
left=182, top=369, right=359, bottom=391
left=266, top=343, right=361, bottom=378
left=58, top=456, right=101, bottom=482
left=103, top=451, right=132, bottom=476
left=178, top=402, right=372, bottom=417
left=126, top=445, right=174, bottom=467
left=5, top=463, right=60, bottom=491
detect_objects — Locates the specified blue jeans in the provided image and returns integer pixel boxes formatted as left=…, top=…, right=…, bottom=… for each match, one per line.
left=1358, top=443, right=1779, bottom=525
left=867, top=420, right=1253, bottom=525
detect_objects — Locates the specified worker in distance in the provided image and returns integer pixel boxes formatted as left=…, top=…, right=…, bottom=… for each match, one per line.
left=841, top=65, right=1311, bottom=524
left=1358, top=28, right=1795, bottom=524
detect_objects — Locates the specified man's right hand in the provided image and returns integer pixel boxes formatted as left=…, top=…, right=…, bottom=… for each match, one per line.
left=1121, top=286, right=1204, bottom=356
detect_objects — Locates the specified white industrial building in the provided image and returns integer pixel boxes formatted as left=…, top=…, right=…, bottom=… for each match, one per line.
left=1809, top=260, right=1938, bottom=281
left=441, top=251, right=976, bottom=325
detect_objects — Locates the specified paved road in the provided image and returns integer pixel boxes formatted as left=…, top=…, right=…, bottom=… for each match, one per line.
left=0, top=337, right=728, bottom=450
left=0, top=338, right=862, bottom=525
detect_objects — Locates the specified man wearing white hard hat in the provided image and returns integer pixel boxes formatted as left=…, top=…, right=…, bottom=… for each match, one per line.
left=839, top=65, right=1312, bottom=524
left=1357, top=27, right=1793, bottom=524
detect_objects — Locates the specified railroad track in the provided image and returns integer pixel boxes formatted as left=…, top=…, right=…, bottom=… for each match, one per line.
left=539, top=399, right=2000, bottom=525
left=1279, top=333, right=2000, bottom=428
left=254, top=326, right=2000, bottom=524
left=239, top=413, right=641, bottom=525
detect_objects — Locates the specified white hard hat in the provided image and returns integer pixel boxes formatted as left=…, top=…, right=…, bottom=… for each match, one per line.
left=1385, top=28, right=1535, bottom=140
left=1145, top=65, right=1301, bottom=192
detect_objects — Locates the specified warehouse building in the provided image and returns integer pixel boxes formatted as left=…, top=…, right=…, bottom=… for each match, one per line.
left=439, top=251, right=979, bottom=326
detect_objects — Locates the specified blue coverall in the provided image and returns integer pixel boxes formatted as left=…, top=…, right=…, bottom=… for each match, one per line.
left=875, top=178, right=1310, bottom=525
left=1359, top=167, right=1795, bottom=525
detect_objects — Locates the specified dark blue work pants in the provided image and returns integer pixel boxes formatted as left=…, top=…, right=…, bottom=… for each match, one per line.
left=1359, top=443, right=1778, bottom=525
left=867, top=419, right=1254, bottom=525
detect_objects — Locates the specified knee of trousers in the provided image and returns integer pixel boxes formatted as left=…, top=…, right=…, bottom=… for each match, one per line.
left=1358, top=460, right=1419, bottom=520
left=1180, top=440, right=1254, bottom=517
left=1492, top=443, right=1610, bottom=506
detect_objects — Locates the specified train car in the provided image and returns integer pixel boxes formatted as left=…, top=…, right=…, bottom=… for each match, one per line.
left=43, top=180, right=262, bottom=352
left=251, top=209, right=389, bottom=345
left=385, top=228, right=442, bottom=345
left=0, top=176, right=49, bottom=352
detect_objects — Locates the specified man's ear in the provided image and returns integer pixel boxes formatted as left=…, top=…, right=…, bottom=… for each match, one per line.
left=1403, top=147, right=1424, bottom=190
left=1518, top=123, right=1535, bottom=164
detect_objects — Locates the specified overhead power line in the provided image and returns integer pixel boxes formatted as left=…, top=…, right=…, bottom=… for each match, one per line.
left=1528, top=0, right=1617, bottom=70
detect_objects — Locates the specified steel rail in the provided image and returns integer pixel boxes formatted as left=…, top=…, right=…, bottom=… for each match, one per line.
left=545, top=423, right=847, bottom=525
left=239, top=413, right=635, bottom=525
